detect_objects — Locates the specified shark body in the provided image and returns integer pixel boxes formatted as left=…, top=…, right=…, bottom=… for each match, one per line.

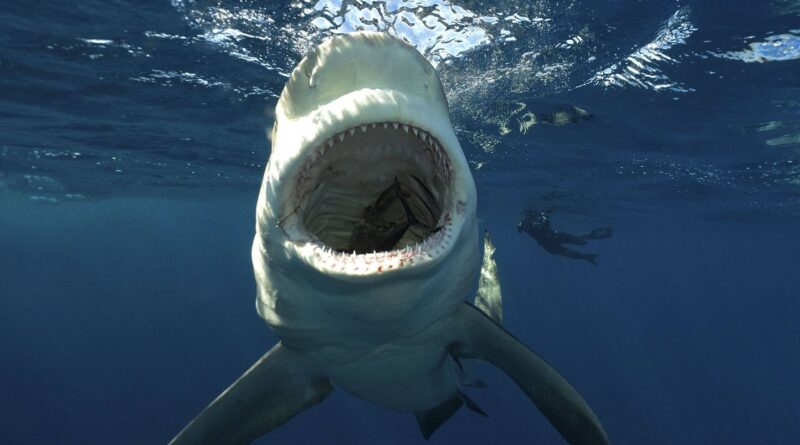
left=170, top=32, right=610, bottom=445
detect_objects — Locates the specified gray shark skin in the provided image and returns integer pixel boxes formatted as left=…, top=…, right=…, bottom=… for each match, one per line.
left=169, top=32, right=610, bottom=445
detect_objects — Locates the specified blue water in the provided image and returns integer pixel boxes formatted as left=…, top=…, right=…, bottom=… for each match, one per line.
left=1, top=1, right=799, bottom=444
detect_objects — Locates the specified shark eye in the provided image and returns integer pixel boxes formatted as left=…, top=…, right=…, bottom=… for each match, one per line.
left=293, top=122, right=451, bottom=256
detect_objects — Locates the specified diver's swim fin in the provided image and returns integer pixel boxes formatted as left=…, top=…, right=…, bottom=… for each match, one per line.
left=450, top=304, right=611, bottom=445
left=169, top=343, right=332, bottom=445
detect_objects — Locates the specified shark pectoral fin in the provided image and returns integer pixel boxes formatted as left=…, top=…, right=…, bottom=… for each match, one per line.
left=451, top=304, right=611, bottom=445
left=414, top=397, right=463, bottom=439
left=474, top=230, right=503, bottom=324
left=169, top=342, right=332, bottom=445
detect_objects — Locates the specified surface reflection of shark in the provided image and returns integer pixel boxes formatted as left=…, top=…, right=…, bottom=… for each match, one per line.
left=169, top=32, right=610, bottom=445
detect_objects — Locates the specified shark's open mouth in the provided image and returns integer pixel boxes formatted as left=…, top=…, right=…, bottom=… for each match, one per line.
left=290, top=121, right=454, bottom=272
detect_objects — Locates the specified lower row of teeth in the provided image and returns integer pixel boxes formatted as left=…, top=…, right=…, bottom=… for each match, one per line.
left=312, top=223, right=453, bottom=273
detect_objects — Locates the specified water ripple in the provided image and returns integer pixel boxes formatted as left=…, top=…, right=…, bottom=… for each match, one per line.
left=589, top=7, right=697, bottom=93
left=169, top=0, right=546, bottom=72
left=305, top=0, right=521, bottom=65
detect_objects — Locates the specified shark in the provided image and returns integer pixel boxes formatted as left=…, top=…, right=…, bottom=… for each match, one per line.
left=169, top=32, right=610, bottom=445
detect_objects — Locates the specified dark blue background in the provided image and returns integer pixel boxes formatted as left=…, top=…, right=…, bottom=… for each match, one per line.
left=2, top=198, right=799, bottom=444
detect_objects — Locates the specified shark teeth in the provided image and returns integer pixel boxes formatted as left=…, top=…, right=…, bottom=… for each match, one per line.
left=318, top=122, right=450, bottom=182
left=295, top=121, right=454, bottom=271
left=307, top=217, right=453, bottom=275
left=304, top=207, right=454, bottom=275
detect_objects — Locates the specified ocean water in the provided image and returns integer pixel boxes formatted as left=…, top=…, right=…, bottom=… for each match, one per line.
left=1, top=1, right=799, bottom=444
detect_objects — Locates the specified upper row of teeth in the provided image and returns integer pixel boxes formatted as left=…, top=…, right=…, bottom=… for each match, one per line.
left=326, top=122, right=436, bottom=145
left=319, top=122, right=450, bottom=180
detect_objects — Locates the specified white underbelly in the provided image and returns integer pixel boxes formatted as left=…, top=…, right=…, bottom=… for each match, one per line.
left=320, top=328, right=463, bottom=411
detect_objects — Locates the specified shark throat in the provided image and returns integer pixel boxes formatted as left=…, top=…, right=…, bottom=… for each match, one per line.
left=288, top=119, right=455, bottom=272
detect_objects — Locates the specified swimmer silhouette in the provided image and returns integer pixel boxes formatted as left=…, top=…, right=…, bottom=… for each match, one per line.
left=517, top=209, right=612, bottom=265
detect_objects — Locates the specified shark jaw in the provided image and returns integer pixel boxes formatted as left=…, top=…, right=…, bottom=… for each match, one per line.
left=260, top=33, right=476, bottom=280
left=283, top=119, right=458, bottom=275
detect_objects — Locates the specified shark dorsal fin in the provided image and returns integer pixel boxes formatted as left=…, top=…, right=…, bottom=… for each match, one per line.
left=474, top=230, right=503, bottom=324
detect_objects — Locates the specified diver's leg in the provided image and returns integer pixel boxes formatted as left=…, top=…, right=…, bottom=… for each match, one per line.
left=553, top=232, right=587, bottom=245
left=580, top=227, right=613, bottom=240
left=549, top=244, right=599, bottom=265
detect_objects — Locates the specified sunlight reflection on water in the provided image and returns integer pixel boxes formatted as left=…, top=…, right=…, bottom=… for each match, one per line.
left=588, top=7, right=697, bottom=93
left=712, top=32, right=800, bottom=63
